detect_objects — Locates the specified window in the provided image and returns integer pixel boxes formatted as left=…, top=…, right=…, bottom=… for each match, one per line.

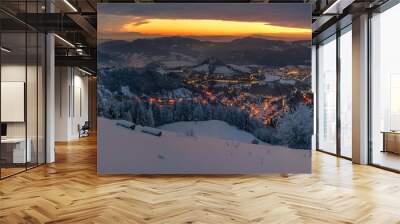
left=370, top=3, right=400, bottom=171
left=316, top=25, right=353, bottom=158
left=339, top=27, right=352, bottom=158
left=317, top=36, right=337, bottom=154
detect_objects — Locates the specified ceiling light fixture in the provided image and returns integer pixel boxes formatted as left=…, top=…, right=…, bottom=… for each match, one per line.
left=63, top=0, right=78, bottom=12
left=323, top=1, right=341, bottom=15
left=78, top=67, right=93, bottom=76
left=322, top=0, right=355, bottom=15
left=76, top=48, right=85, bottom=56
left=54, top=34, right=75, bottom=48
left=1, top=47, right=11, bottom=53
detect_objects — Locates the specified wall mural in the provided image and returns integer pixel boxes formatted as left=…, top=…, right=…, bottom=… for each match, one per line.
left=97, top=3, right=313, bottom=174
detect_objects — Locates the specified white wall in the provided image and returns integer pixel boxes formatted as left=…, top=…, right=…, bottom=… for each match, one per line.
left=70, top=72, right=89, bottom=138
left=1, top=65, right=39, bottom=138
left=1, top=64, right=26, bottom=82
left=55, top=67, right=89, bottom=141
left=1, top=65, right=26, bottom=139
left=55, top=66, right=70, bottom=141
left=1, top=82, right=25, bottom=122
left=1, top=63, right=46, bottom=164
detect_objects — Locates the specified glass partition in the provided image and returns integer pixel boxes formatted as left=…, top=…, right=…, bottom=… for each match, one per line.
left=0, top=2, right=46, bottom=179
left=1, top=30, right=28, bottom=177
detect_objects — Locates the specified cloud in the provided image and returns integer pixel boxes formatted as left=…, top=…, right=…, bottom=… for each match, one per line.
left=129, top=17, right=150, bottom=26
left=98, top=3, right=311, bottom=29
left=119, top=18, right=310, bottom=38
left=98, top=31, right=164, bottom=41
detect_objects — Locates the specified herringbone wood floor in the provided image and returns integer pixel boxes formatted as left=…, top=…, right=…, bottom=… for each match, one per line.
left=1, top=135, right=400, bottom=224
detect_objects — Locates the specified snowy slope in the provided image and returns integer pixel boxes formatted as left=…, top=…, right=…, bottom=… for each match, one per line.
left=98, top=118, right=311, bottom=174
left=159, top=120, right=262, bottom=144
left=280, top=79, right=296, bottom=85
left=265, top=75, right=281, bottom=82
left=192, top=64, right=209, bottom=73
left=214, top=66, right=235, bottom=75
left=227, top=64, right=251, bottom=73
left=190, top=58, right=241, bottom=76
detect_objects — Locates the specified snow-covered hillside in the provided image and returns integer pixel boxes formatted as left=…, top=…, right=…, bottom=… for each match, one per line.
left=166, top=88, right=192, bottom=98
left=265, top=75, right=281, bottom=82
left=227, top=64, right=251, bottom=73
left=159, top=120, right=262, bottom=144
left=98, top=118, right=311, bottom=174
left=190, top=58, right=241, bottom=76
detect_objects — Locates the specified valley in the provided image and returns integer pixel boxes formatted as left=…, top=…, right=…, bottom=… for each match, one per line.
left=97, top=36, right=313, bottom=149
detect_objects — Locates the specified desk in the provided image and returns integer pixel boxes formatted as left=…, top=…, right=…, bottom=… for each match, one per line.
left=382, top=131, right=400, bottom=154
left=1, top=138, right=31, bottom=163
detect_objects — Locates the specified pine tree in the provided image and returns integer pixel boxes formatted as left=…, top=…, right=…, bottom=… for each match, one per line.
left=204, top=104, right=213, bottom=120
left=193, top=104, right=204, bottom=121
left=136, top=103, right=148, bottom=126
left=146, top=108, right=155, bottom=127
left=152, top=105, right=161, bottom=127
left=181, top=102, right=192, bottom=121
left=161, top=106, right=173, bottom=124
left=254, top=127, right=280, bottom=144
left=174, top=103, right=182, bottom=121
left=276, top=104, right=313, bottom=149
left=215, top=105, right=225, bottom=120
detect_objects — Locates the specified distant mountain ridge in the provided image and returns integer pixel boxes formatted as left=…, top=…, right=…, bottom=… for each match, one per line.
left=99, top=36, right=311, bottom=67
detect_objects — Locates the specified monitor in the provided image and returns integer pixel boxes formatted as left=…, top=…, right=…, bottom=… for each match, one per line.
left=1, top=123, right=7, bottom=137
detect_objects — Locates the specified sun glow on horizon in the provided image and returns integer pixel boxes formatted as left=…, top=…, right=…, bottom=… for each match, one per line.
left=119, top=18, right=311, bottom=39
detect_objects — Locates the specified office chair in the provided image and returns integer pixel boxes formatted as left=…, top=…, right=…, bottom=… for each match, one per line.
left=79, top=121, right=90, bottom=138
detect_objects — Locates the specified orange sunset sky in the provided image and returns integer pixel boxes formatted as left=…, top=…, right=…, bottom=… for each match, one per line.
left=98, top=4, right=311, bottom=42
